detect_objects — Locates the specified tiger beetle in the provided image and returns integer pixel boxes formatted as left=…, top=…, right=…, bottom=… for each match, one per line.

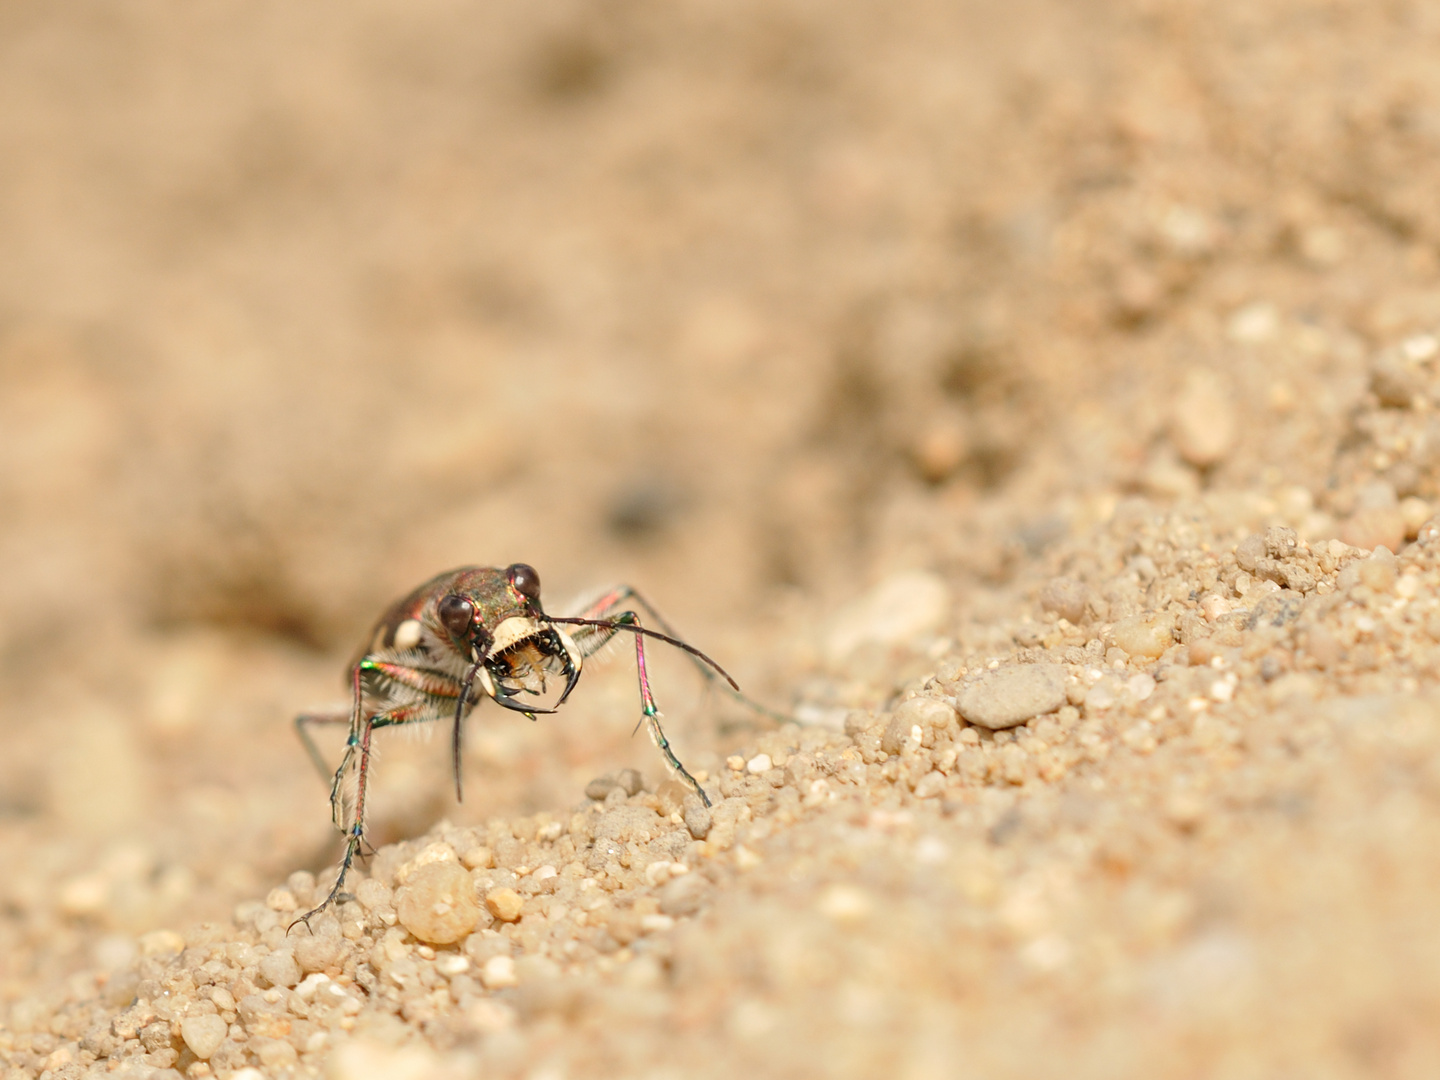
left=291, top=563, right=767, bottom=929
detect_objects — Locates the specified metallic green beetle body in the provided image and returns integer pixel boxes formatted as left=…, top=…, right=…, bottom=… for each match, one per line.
left=292, top=563, right=736, bottom=928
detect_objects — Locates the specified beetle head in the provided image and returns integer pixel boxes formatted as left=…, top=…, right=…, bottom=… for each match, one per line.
left=435, top=563, right=546, bottom=660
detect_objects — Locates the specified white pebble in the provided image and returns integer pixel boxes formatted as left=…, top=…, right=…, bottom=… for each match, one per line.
left=914, top=836, right=949, bottom=864
left=818, top=884, right=874, bottom=923
left=179, top=1015, right=228, bottom=1060
left=1109, top=612, right=1176, bottom=660
left=1084, top=678, right=1119, bottom=712
left=1402, top=333, right=1438, bottom=362
left=468, top=999, right=517, bottom=1034
left=58, top=873, right=110, bottom=917
left=746, top=753, right=773, bottom=774
left=1226, top=301, right=1279, bottom=343
left=1200, top=594, right=1231, bottom=621
left=1172, top=370, right=1237, bottom=468
left=913, top=771, right=946, bottom=799
left=645, top=861, right=688, bottom=887
left=482, top=955, right=518, bottom=989
left=295, top=973, right=330, bottom=1000
left=1126, top=673, right=1156, bottom=702
left=265, top=887, right=297, bottom=912
left=435, top=953, right=470, bottom=976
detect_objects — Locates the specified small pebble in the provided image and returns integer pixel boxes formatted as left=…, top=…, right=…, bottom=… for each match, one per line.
left=485, top=887, right=525, bottom=923
left=1400, top=497, right=1432, bottom=538
left=1235, top=534, right=1266, bottom=573
left=585, top=776, right=620, bottom=800
left=482, top=955, right=518, bottom=989
left=294, top=933, right=343, bottom=975
left=435, top=953, right=470, bottom=976
left=1226, top=300, right=1278, bottom=342
left=1371, top=356, right=1420, bottom=408
left=1084, top=678, right=1119, bottom=712
left=1171, top=370, right=1237, bottom=468
left=645, top=861, right=684, bottom=887
left=394, top=842, right=458, bottom=885
left=265, top=887, right=297, bottom=912
left=658, top=872, right=708, bottom=917
left=894, top=695, right=958, bottom=732
left=179, top=1014, right=227, bottom=1060
left=913, top=771, right=947, bottom=799
left=461, top=846, right=494, bottom=870
left=746, top=753, right=773, bottom=774
left=258, top=948, right=301, bottom=989
left=1040, top=577, right=1091, bottom=624
left=1264, top=526, right=1299, bottom=559
left=1342, top=507, right=1405, bottom=553
left=1200, top=594, right=1231, bottom=621
left=354, top=878, right=393, bottom=911
left=956, top=663, right=1067, bottom=730
left=1403, top=333, right=1438, bottom=361
left=656, top=779, right=691, bottom=816
left=1109, top=612, right=1177, bottom=660
left=1126, top=673, right=1157, bottom=701
left=1357, top=548, right=1397, bottom=593
left=395, top=861, right=482, bottom=945
left=615, top=768, right=644, bottom=796
left=817, top=884, right=873, bottom=924
left=881, top=713, right=912, bottom=755
left=683, top=800, right=713, bottom=840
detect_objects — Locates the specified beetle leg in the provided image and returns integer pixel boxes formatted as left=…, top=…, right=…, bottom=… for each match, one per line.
left=292, top=700, right=428, bottom=932
left=605, top=610, right=712, bottom=808
left=315, top=664, right=368, bottom=831
left=569, top=586, right=790, bottom=725
left=294, top=706, right=350, bottom=786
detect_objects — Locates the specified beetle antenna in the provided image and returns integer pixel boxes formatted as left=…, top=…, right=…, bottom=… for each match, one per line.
left=546, top=616, right=741, bottom=691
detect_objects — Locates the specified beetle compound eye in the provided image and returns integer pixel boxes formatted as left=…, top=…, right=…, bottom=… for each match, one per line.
left=437, top=595, right=475, bottom=640
left=506, top=563, right=542, bottom=607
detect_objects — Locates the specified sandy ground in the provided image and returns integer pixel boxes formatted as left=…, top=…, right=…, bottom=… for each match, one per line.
left=5, top=1, right=1440, bottom=1077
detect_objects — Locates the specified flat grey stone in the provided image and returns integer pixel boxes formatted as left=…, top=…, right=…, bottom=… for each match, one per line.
left=956, top=663, right=1067, bottom=730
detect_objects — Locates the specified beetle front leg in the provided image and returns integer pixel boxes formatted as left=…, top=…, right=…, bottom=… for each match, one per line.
left=570, top=585, right=790, bottom=725
left=613, top=611, right=713, bottom=809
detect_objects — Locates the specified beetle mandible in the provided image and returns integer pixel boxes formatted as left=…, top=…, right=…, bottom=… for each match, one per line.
left=292, top=563, right=745, bottom=927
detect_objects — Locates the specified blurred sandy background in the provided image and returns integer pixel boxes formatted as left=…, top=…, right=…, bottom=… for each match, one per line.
left=5, top=0, right=1440, bottom=1075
